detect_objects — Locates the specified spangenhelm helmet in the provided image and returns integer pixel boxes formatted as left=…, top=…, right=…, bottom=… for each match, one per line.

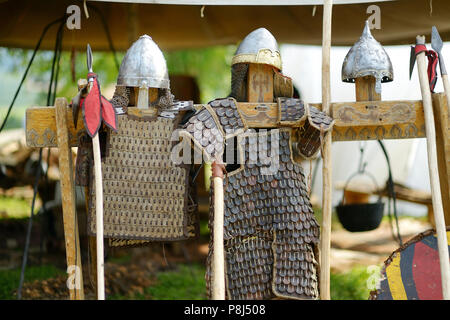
left=117, top=34, right=170, bottom=89
left=342, top=21, right=393, bottom=93
left=231, top=28, right=282, bottom=71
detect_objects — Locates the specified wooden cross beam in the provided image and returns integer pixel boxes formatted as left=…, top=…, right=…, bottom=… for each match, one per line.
left=27, top=98, right=427, bottom=147
left=25, top=93, right=450, bottom=300
left=26, top=95, right=450, bottom=220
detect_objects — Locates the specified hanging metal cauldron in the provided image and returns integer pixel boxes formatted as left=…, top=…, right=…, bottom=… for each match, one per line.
left=336, top=160, right=384, bottom=232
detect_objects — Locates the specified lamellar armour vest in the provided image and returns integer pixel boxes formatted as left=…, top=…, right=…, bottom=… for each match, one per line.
left=179, top=97, right=333, bottom=300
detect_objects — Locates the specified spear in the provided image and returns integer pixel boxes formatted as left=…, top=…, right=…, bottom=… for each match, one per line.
left=431, top=26, right=450, bottom=115
left=413, top=35, right=450, bottom=300
left=83, top=44, right=118, bottom=300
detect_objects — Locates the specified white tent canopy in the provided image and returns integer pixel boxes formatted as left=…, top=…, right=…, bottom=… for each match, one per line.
left=282, top=42, right=442, bottom=217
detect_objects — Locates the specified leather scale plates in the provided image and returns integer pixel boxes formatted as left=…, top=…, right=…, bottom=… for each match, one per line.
left=181, top=98, right=334, bottom=300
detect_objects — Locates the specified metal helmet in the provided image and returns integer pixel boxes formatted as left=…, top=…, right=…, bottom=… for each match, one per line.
left=117, top=34, right=170, bottom=89
left=342, top=20, right=393, bottom=93
left=231, top=28, right=282, bottom=70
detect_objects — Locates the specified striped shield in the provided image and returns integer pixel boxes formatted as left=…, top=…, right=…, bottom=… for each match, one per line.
left=371, top=228, right=450, bottom=300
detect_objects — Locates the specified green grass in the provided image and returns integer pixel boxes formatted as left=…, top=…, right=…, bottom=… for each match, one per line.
left=107, top=253, right=132, bottom=265
left=0, top=196, right=33, bottom=219
left=147, top=264, right=206, bottom=300
left=109, top=263, right=207, bottom=300
left=0, top=265, right=64, bottom=300
left=107, top=261, right=372, bottom=300
left=330, top=266, right=377, bottom=300
left=0, top=262, right=373, bottom=300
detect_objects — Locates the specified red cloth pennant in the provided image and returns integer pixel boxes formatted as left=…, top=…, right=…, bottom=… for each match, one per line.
left=100, top=95, right=117, bottom=131
left=82, top=76, right=102, bottom=137
left=415, top=44, right=439, bottom=92
left=82, top=73, right=117, bottom=137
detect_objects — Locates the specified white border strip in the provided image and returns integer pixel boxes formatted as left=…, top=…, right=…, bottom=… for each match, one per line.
left=88, top=0, right=395, bottom=6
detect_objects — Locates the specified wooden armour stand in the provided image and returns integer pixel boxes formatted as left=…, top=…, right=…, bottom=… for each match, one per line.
left=24, top=3, right=450, bottom=300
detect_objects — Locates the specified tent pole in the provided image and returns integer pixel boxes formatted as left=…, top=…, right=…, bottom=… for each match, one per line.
left=320, top=0, right=333, bottom=301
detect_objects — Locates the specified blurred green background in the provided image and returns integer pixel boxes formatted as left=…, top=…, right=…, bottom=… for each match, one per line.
left=0, top=45, right=235, bottom=131
left=0, top=45, right=376, bottom=301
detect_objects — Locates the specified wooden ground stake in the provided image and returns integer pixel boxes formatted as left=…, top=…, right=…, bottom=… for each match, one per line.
left=92, top=133, right=105, bottom=300
left=211, top=161, right=225, bottom=300
left=55, top=98, right=84, bottom=300
left=319, top=0, right=333, bottom=301
left=416, top=35, right=450, bottom=300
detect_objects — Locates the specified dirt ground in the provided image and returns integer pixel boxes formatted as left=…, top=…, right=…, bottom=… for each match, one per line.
left=14, top=239, right=208, bottom=300
left=0, top=187, right=432, bottom=300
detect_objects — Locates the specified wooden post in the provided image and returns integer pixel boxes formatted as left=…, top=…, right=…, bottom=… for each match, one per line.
left=355, top=76, right=381, bottom=102
left=92, top=133, right=105, bottom=300
left=247, top=63, right=274, bottom=103
left=319, top=0, right=333, bottom=301
left=55, top=98, right=84, bottom=300
left=441, top=74, right=450, bottom=118
left=211, top=161, right=225, bottom=300
left=132, top=86, right=158, bottom=105
left=416, top=35, right=450, bottom=300
left=432, top=93, right=450, bottom=227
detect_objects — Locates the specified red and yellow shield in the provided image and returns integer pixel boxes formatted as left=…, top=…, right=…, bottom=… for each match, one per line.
left=371, top=229, right=450, bottom=300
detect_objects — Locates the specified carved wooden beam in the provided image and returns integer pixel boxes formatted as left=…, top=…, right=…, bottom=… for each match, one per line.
left=26, top=106, right=80, bottom=148
left=25, top=97, right=433, bottom=148
left=237, top=99, right=426, bottom=141
left=323, top=99, right=426, bottom=141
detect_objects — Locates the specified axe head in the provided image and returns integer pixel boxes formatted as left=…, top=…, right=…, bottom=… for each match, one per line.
left=409, top=45, right=416, bottom=80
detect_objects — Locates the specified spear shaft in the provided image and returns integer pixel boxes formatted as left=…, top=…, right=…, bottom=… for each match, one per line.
left=416, top=35, right=450, bottom=300
left=87, top=44, right=105, bottom=300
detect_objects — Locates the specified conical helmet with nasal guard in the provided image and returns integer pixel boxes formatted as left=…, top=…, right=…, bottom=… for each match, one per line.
left=231, top=27, right=282, bottom=71
left=117, top=34, right=170, bottom=89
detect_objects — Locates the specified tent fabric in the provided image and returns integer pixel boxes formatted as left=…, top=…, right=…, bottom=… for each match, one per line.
left=0, top=0, right=449, bottom=51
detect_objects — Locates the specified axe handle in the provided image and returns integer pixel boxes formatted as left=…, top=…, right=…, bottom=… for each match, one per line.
left=416, top=35, right=450, bottom=300
left=211, top=162, right=225, bottom=300
left=320, top=0, right=333, bottom=301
